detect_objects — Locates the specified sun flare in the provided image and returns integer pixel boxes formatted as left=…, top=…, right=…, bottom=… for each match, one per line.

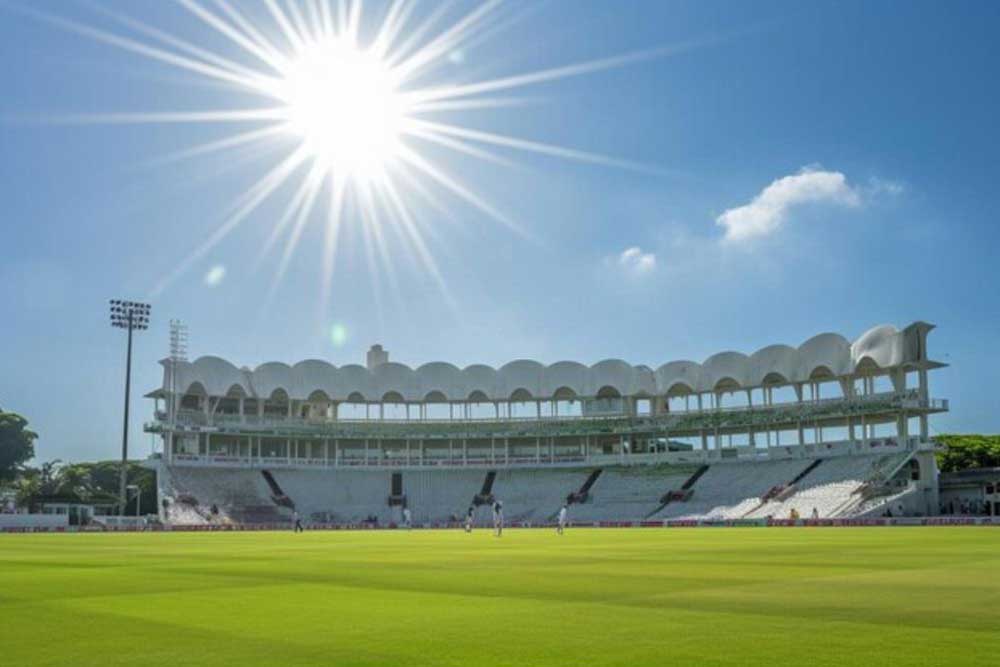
left=275, top=39, right=406, bottom=177
left=31, top=0, right=667, bottom=308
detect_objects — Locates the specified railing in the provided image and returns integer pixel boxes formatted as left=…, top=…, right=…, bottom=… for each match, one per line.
left=162, top=436, right=925, bottom=471
left=146, top=390, right=946, bottom=438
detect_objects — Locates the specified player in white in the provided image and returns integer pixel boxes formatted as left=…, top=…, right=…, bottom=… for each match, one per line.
left=402, top=506, right=412, bottom=530
left=557, top=504, right=568, bottom=534
left=492, top=500, right=504, bottom=537
left=464, top=506, right=474, bottom=533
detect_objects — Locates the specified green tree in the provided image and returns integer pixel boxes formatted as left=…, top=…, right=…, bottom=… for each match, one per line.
left=936, top=434, right=1000, bottom=472
left=13, top=474, right=41, bottom=512
left=0, top=410, right=38, bottom=482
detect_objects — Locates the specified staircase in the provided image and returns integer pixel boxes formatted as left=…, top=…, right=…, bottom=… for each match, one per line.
left=568, top=469, right=603, bottom=504
left=789, top=459, right=823, bottom=485
left=261, top=470, right=295, bottom=510
left=473, top=471, right=497, bottom=506
left=646, top=465, right=708, bottom=517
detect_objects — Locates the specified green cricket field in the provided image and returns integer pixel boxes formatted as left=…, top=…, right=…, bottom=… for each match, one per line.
left=2, top=527, right=998, bottom=666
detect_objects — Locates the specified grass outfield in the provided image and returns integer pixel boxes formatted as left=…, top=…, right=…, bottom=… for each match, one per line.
left=2, top=528, right=999, bottom=666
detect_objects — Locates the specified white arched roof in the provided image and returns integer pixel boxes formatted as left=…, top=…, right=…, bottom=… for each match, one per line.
left=542, top=361, right=589, bottom=397
left=656, top=360, right=702, bottom=395
left=291, top=360, right=337, bottom=399
left=798, top=333, right=852, bottom=378
left=702, top=352, right=751, bottom=390
left=162, top=323, right=927, bottom=401
left=415, top=362, right=462, bottom=400
left=249, top=361, right=292, bottom=399
left=851, top=324, right=903, bottom=369
left=461, top=364, right=499, bottom=400
left=589, top=359, right=635, bottom=396
left=749, top=345, right=799, bottom=386
left=497, top=360, right=545, bottom=398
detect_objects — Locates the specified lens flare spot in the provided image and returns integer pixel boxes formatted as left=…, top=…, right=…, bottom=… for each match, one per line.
left=330, top=323, right=348, bottom=347
left=204, top=265, right=226, bottom=287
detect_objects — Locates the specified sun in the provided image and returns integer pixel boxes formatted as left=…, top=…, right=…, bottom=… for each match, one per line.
left=275, top=39, right=407, bottom=178
left=38, top=0, right=665, bottom=302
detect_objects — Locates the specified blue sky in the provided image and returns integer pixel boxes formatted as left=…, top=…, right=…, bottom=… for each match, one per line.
left=1, top=0, right=998, bottom=463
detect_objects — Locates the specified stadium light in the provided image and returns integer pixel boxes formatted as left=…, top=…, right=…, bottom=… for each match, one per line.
left=126, top=484, right=142, bottom=519
left=109, top=299, right=151, bottom=517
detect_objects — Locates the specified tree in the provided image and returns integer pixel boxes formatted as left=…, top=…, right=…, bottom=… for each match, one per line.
left=936, top=434, right=1000, bottom=473
left=0, top=410, right=37, bottom=482
left=13, top=475, right=40, bottom=513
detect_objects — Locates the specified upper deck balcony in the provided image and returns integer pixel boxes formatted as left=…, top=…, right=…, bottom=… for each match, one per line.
left=146, top=389, right=947, bottom=440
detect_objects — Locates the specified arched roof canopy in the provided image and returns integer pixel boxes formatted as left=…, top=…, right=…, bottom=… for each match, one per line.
left=307, top=389, right=331, bottom=403
left=702, top=352, right=750, bottom=392
left=498, top=360, right=544, bottom=398
left=596, top=385, right=622, bottom=399
left=749, top=345, right=798, bottom=387
left=252, top=362, right=294, bottom=400
left=345, top=391, right=366, bottom=403
left=853, top=356, right=882, bottom=376
left=851, top=324, right=903, bottom=369
left=333, top=365, right=374, bottom=401
left=541, top=361, right=588, bottom=397
left=188, top=356, right=245, bottom=397
left=164, top=322, right=931, bottom=402
left=656, top=361, right=702, bottom=396
left=713, top=377, right=742, bottom=394
left=761, top=372, right=790, bottom=386
left=631, top=366, right=657, bottom=396
left=382, top=391, right=406, bottom=403
left=808, top=365, right=836, bottom=381
left=290, top=359, right=338, bottom=398
left=798, top=333, right=851, bottom=380
left=373, top=362, right=419, bottom=401
left=424, top=390, right=448, bottom=403
left=461, top=365, right=499, bottom=401
left=664, top=381, right=696, bottom=397
left=415, top=362, right=462, bottom=399
left=183, top=381, right=207, bottom=396
left=224, top=384, right=248, bottom=398
left=552, top=386, right=578, bottom=401
left=267, top=388, right=289, bottom=402
left=509, top=388, right=533, bottom=402
left=588, top=359, right=634, bottom=397
left=467, top=390, right=490, bottom=403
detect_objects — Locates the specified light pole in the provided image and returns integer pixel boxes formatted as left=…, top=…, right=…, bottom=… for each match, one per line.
left=110, top=299, right=150, bottom=516
left=127, top=484, right=141, bottom=519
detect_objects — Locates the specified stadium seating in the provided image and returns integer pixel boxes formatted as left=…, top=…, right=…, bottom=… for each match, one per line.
left=653, top=459, right=813, bottom=520
left=158, top=451, right=920, bottom=526
left=744, top=452, right=913, bottom=519
left=569, top=466, right=695, bottom=522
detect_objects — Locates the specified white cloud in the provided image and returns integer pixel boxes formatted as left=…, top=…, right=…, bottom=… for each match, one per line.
left=716, top=167, right=862, bottom=243
left=203, top=265, right=226, bottom=287
left=617, top=246, right=656, bottom=274
left=865, top=176, right=905, bottom=197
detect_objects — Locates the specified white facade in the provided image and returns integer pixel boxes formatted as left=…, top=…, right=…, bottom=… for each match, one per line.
left=154, top=322, right=941, bottom=405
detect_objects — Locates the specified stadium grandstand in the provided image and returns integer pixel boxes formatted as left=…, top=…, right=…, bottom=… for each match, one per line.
left=144, top=321, right=947, bottom=527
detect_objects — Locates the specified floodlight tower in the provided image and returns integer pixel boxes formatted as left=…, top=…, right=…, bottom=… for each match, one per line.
left=168, top=320, right=189, bottom=425
left=110, top=300, right=151, bottom=516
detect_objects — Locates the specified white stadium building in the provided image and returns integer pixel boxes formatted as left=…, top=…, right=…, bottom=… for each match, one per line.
left=145, top=321, right=948, bottom=527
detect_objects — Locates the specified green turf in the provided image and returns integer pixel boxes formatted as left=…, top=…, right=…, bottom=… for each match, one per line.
left=2, top=527, right=998, bottom=666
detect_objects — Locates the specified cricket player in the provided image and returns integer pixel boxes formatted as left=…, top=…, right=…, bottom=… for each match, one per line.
left=492, top=500, right=504, bottom=537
